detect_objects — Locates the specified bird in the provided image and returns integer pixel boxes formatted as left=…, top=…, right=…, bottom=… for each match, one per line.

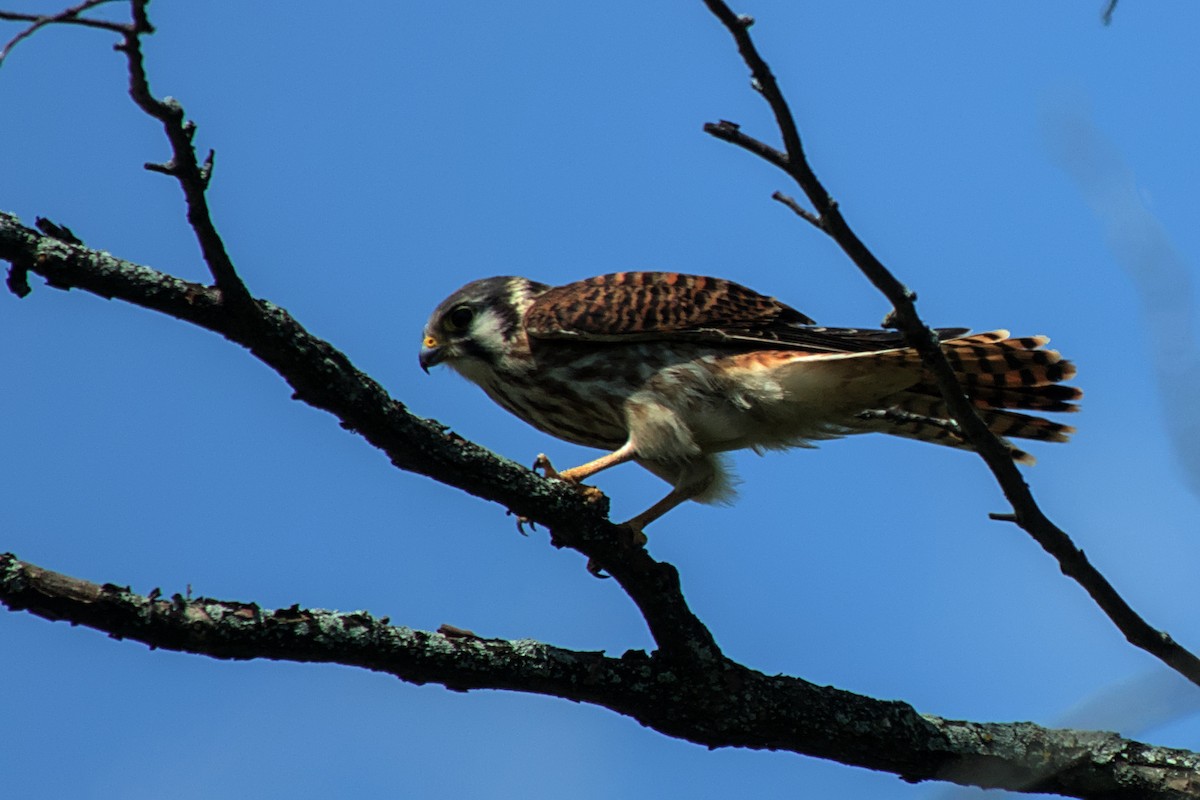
left=419, top=271, right=1079, bottom=535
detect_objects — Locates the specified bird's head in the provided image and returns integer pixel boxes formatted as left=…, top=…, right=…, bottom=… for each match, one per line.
left=419, top=276, right=549, bottom=377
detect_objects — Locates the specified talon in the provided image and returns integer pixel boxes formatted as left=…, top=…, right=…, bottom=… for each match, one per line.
left=509, top=508, right=537, bottom=535
left=586, top=558, right=611, bottom=579
left=532, top=453, right=561, bottom=480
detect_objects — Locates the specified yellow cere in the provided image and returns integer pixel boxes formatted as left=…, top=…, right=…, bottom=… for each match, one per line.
left=423, top=335, right=439, bottom=349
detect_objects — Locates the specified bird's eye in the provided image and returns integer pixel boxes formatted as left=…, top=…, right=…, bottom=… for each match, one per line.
left=445, top=305, right=475, bottom=332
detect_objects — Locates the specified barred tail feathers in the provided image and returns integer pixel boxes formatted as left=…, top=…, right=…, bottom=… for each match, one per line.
left=848, top=330, right=1080, bottom=464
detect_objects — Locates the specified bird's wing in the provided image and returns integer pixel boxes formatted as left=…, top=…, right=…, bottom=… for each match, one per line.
left=523, top=271, right=966, bottom=353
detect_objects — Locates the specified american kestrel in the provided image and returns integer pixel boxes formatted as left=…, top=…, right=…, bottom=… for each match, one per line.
left=419, top=272, right=1079, bottom=533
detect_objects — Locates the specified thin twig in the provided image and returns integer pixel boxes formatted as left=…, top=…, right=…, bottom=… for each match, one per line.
left=0, top=0, right=249, bottom=305
left=111, top=0, right=250, bottom=307
left=771, top=190, right=824, bottom=230
left=0, top=0, right=124, bottom=66
left=700, top=0, right=1200, bottom=688
left=703, top=119, right=790, bottom=171
left=1102, top=0, right=1119, bottom=26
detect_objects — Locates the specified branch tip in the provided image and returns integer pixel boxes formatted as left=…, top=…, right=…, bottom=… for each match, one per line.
left=6, top=262, right=31, bottom=297
left=772, top=190, right=824, bottom=229
left=200, top=150, right=215, bottom=185
left=143, top=160, right=175, bottom=176
left=1102, top=0, right=1118, bottom=25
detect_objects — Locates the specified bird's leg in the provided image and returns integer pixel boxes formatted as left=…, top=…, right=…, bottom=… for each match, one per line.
left=617, top=485, right=696, bottom=546
left=531, top=444, right=635, bottom=525
left=533, top=441, right=637, bottom=485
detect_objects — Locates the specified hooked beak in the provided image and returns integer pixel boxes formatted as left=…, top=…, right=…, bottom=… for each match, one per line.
left=419, top=335, right=445, bottom=373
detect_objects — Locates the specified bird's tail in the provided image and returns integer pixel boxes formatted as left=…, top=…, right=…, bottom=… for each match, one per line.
left=854, top=331, right=1081, bottom=464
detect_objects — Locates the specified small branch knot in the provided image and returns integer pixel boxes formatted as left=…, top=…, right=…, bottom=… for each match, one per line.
left=199, top=150, right=215, bottom=187
left=160, top=96, right=183, bottom=118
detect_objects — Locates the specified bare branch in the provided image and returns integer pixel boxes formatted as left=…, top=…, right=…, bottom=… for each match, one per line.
left=702, top=119, right=790, bottom=171
left=771, top=190, right=825, bottom=230
left=4, top=551, right=1199, bottom=799
left=1, top=1, right=247, bottom=302
left=0, top=0, right=124, bottom=66
left=1102, top=0, right=1119, bottom=26
left=108, top=0, right=249, bottom=306
left=0, top=211, right=719, bottom=663
left=700, top=0, right=1200, bottom=688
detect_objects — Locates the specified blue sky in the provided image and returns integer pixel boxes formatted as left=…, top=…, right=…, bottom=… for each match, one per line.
left=3, top=2, right=1200, bottom=798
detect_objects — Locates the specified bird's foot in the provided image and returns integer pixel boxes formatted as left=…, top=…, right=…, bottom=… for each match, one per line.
left=532, top=454, right=605, bottom=504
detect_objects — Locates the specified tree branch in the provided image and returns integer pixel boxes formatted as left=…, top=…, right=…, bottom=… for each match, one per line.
left=0, top=211, right=718, bottom=663
left=111, top=0, right=249, bottom=307
left=5, top=3, right=1199, bottom=796
left=1, top=1, right=249, bottom=303
left=0, top=0, right=125, bottom=66
left=1102, top=0, right=1119, bottom=26
left=699, top=0, right=1200, bottom=690
left=4, top=551, right=1198, bottom=799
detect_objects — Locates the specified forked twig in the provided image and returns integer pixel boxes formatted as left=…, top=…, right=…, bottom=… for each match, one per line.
left=113, top=0, right=249, bottom=306
left=0, top=0, right=123, bottom=66
left=1, top=0, right=250, bottom=306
